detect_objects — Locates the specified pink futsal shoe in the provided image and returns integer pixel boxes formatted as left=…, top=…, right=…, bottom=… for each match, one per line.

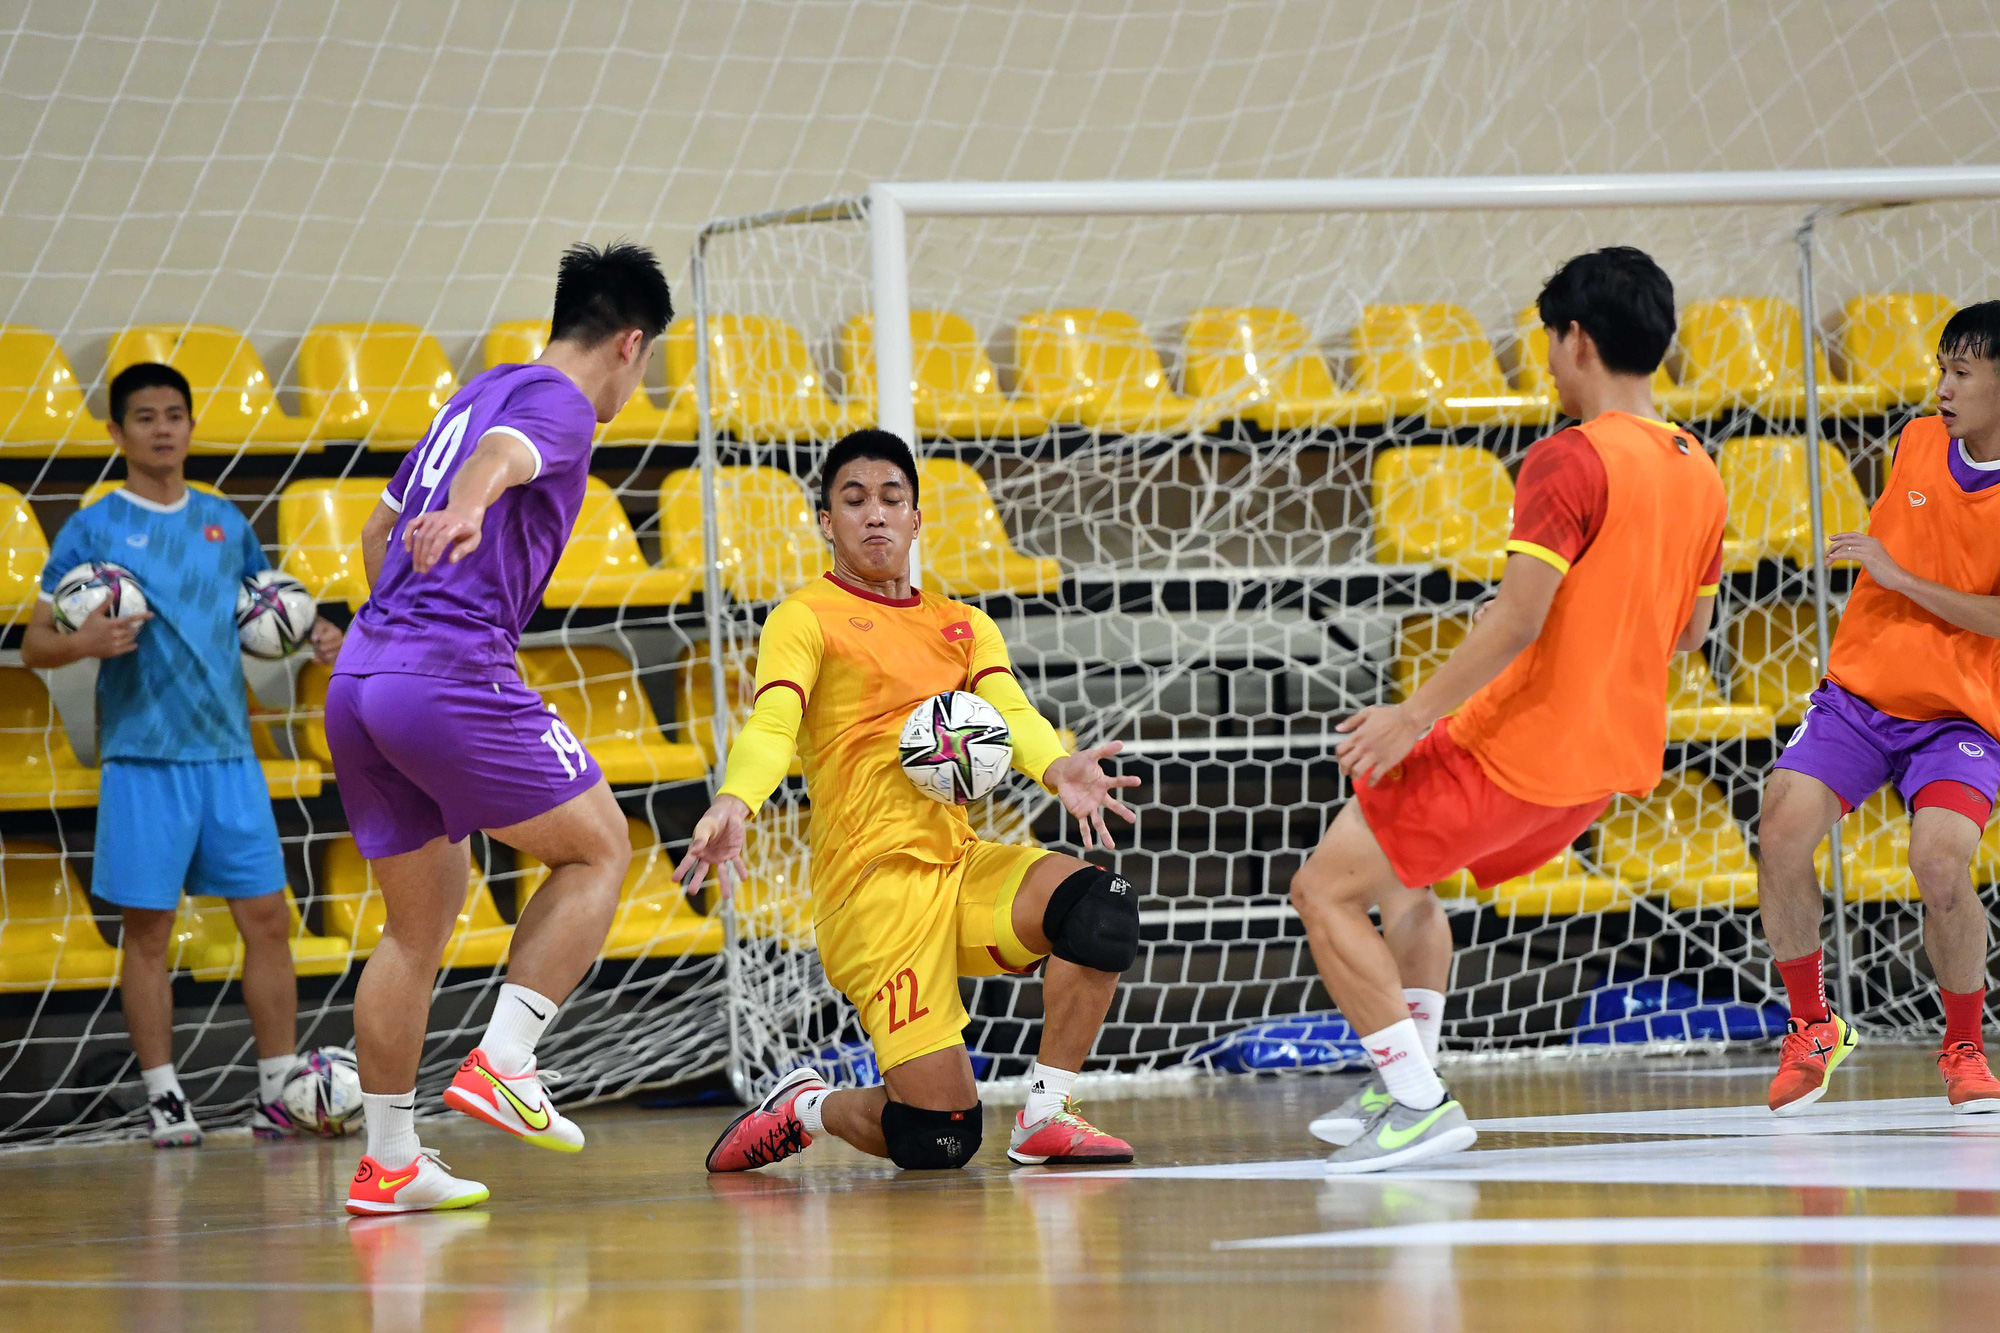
left=442, top=1048, right=584, bottom=1153
left=1007, top=1098, right=1134, bottom=1166
left=705, top=1066, right=826, bottom=1172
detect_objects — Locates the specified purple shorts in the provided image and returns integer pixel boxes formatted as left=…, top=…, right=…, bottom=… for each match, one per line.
left=326, top=672, right=603, bottom=857
left=1774, top=680, right=2000, bottom=814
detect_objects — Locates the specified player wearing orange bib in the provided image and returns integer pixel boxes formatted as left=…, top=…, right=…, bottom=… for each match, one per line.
left=1291, top=248, right=1728, bottom=1172
left=681, top=430, right=1141, bottom=1173
left=1758, top=301, right=2000, bottom=1117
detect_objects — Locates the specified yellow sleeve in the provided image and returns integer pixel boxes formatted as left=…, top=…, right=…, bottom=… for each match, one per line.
left=966, top=608, right=1069, bottom=790
left=716, top=599, right=822, bottom=813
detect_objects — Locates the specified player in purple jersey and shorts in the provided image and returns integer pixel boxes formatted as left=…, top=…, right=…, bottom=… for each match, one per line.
left=328, top=241, right=672, bottom=1215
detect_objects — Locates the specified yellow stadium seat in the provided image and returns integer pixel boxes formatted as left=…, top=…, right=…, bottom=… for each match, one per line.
left=0, top=843, right=120, bottom=991
left=0, top=327, right=111, bottom=457
left=914, top=458, right=1064, bottom=596
left=1677, top=298, right=1888, bottom=420
left=1667, top=653, right=1775, bottom=742
left=277, top=478, right=387, bottom=609
left=0, top=485, right=49, bottom=626
left=1014, top=309, right=1206, bottom=434
left=249, top=689, right=322, bottom=800
left=105, top=325, right=317, bottom=453
left=80, top=479, right=226, bottom=509
left=320, top=837, right=512, bottom=967
left=1351, top=304, right=1550, bottom=428
left=518, top=817, right=722, bottom=958
left=1840, top=293, right=1954, bottom=409
left=1730, top=602, right=1836, bottom=726
left=1976, top=819, right=2000, bottom=885
left=676, top=645, right=798, bottom=775
left=838, top=312, right=1050, bottom=440
left=1513, top=306, right=1721, bottom=423
left=483, top=319, right=695, bottom=444
left=297, top=323, right=457, bottom=448
left=290, top=661, right=335, bottom=767
left=517, top=644, right=706, bottom=785
left=657, top=465, right=829, bottom=603
left=1181, top=307, right=1389, bottom=430
left=0, top=669, right=99, bottom=810
left=1444, top=852, right=1629, bottom=918
left=543, top=476, right=700, bottom=609
left=1371, top=446, right=1513, bottom=581
left=1391, top=614, right=1471, bottom=703
left=731, top=801, right=814, bottom=943
left=169, top=890, right=351, bottom=981
left=1717, top=436, right=1871, bottom=571
left=1600, top=769, right=1759, bottom=908
left=664, top=315, right=870, bottom=444
left=1817, top=789, right=1915, bottom=903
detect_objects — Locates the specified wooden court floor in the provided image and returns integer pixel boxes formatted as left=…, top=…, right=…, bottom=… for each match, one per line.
left=2, top=1046, right=1997, bottom=1332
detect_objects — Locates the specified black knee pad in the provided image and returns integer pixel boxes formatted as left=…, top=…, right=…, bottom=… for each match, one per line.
left=1041, top=864, right=1139, bottom=974
left=880, top=1099, right=982, bottom=1170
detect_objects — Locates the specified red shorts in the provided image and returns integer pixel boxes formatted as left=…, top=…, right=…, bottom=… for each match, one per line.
left=1352, top=720, right=1610, bottom=890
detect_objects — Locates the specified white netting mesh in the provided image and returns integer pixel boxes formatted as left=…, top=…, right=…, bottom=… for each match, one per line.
left=1, top=0, right=1997, bottom=1141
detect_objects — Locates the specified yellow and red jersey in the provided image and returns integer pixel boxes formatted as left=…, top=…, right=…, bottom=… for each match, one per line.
left=1828, top=415, right=2000, bottom=739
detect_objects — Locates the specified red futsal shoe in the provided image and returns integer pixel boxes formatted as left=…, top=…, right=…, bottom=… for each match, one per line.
left=1768, top=1012, right=1857, bottom=1116
left=1939, top=1042, right=2000, bottom=1114
left=705, top=1066, right=826, bottom=1172
left=1007, top=1098, right=1134, bottom=1166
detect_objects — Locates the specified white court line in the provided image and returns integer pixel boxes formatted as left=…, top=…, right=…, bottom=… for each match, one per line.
left=1471, top=1095, right=1995, bottom=1137
left=1218, top=1214, right=2000, bottom=1250
left=1066, top=1132, right=2000, bottom=1191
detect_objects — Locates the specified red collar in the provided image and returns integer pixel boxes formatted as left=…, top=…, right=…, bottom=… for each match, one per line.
left=825, top=572, right=922, bottom=608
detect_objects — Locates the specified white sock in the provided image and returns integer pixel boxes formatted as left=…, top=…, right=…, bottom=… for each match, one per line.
left=482, top=983, right=558, bottom=1076
left=1403, top=988, right=1446, bottom=1064
left=362, top=1091, right=421, bottom=1168
left=1362, top=1018, right=1445, bottom=1111
left=140, top=1063, right=183, bottom=1102
left=256, top=1054, right=296, bottom=1105
left=1024, top=1060, right=1078, bottom=1124
left=794, top=1087, right=830, bottom=1135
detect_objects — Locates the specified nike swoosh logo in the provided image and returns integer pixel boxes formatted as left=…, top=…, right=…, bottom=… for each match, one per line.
left=1376, top=1102, right=1455, bottom=1151
left=478, top=1065, right=552, bottom=1131
left=380, top=1167, right=418, bottom=1191
left=519, top=998, right=550, bottom=1021
left=1361, top=1089, right=1393, bottom=1111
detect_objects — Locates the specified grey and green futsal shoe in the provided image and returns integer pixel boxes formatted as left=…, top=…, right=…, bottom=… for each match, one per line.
left=1323, top=1095, right=1477, bottom=1175
left=1309, top=1076, right=1393, bottom=1146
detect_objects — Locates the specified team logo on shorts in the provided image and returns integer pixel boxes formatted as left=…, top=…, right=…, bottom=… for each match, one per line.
left=1961, top=742, right=1986, bottom=758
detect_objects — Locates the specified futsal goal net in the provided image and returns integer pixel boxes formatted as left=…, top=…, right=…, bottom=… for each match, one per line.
left=698, top=171, right=2000, bottom=1100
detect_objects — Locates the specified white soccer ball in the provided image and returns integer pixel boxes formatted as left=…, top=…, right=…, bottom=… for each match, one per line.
left=236, top=570, right=317, bottom=659
left=51, top=561, right=148, bottom=632
left=899, top=690, right=1013, bottom=805
left=279, top=1047, right=364, bottom=1137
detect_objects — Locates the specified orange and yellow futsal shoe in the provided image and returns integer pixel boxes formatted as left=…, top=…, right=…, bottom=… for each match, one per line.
left=345, top=1148, right=489, bottom=1216
left=706, top=1066, right=825, bottom=1172
left=442, top=1048, right=584, bottom=1152
left=1007, top=1098, right=1134, bottom=1165
left=1768, top=1011, right=1858, bottom=1116
left=1939, top=1042, right=2000, bottom=1114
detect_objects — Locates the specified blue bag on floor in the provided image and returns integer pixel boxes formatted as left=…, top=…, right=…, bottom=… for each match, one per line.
left=1189, top=1013, right=1368, bottom=1072
left=1574, top=978, right=1788, bottom=1044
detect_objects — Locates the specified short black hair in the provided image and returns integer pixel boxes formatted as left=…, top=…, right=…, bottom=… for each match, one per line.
left=1537, top=246, right=1677, bottom=376
left=817, top=429, right=919, bottom=513
left=1938, top=300, right=2000, bottom=363
left=109, top=361, right=193, bottom=425
left=549, top=239, right=673, bottom=347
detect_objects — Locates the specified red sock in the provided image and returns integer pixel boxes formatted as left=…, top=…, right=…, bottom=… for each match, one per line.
left=1776, top=949, right=1830, bottom=1024
left=1941, top=987, right=1987, bottom=1051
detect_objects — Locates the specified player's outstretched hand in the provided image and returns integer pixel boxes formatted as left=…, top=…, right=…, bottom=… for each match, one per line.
left=1044, top=742, right=1141, bottom=852
left=309, top=615, right=344, bottom=665
left=70, top=598, right=151, bottom=659
left=1333, top=703, right=1425, bottom=788
left=677, top=794, right=753, bottom=908
left=403, top=506, right=485, bottom=573
left=1827, top=531, right=1907, bottom=590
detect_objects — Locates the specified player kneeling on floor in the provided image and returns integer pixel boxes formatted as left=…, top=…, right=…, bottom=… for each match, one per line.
left=681, top=429, right=1143, bottom=1172
left=21, top=363, right=345, bottom=1147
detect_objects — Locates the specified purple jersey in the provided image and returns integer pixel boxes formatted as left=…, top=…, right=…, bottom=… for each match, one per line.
left=336, top=364, right=596, bottom=681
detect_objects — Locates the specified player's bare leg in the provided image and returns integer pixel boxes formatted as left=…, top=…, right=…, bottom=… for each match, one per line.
left=1754, top=769, right=1858, bottom=1114
left=347, top=835, right=488, bottom=1214
left=119, top=907, right=201, bottom=1147
left=1292, top=802, right=1476, bottom=1173
left=1311, top=885, right=1450, bottom=1145
left=1909, top=805, right=2000, bottom=1112
left=228, top=891, right=306, bottom=1137
left=442, top=780, right=629, bottom=1152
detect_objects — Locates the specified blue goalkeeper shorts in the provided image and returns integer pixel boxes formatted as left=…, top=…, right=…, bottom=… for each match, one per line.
left=94, top=759, right=286, bottom=911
